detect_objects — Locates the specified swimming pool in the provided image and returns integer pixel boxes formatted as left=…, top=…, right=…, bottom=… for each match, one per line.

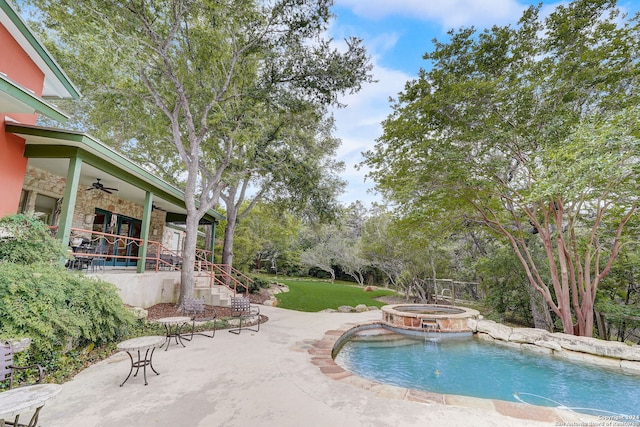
left=334, top=331, right=640, bottom=419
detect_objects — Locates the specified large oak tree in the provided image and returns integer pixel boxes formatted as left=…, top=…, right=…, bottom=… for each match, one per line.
left=29, top=0, right=372, bottom=305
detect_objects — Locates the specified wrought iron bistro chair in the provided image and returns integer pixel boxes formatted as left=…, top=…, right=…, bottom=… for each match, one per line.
left=159, top=254, right=180, bottom=271
left=69, top=245, right=93, bottom=270
left=1, top=341, right=43, bottom=389
left=228, top=296, right=260, bottom=335
left=182, top=298, right=217, bottom=339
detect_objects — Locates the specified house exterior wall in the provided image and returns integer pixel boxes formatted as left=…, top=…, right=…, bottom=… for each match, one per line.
left=0, top=24, right=45, bottom=98
left=0, top=123, right=29, bottom=216
left=0, top=21, right=44, bottom=216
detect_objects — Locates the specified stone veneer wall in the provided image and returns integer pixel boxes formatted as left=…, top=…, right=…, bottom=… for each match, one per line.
left=469, top=318, right=640, bottom=373
left=22, top=166, right=169, bottom=242
left=21, top=166, right=66, bottom=213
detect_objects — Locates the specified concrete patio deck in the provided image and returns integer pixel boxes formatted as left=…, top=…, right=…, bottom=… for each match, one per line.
left=39, top=306, right=590, bottom=426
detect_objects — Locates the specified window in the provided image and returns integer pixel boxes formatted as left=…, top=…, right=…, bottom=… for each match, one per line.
left=33, top=194, right=58, bottom=225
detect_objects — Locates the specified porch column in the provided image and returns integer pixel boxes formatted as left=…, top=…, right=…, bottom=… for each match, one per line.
left=137, top=191, right=153, bottom=273
left=57, top=157, right=82, bottom=262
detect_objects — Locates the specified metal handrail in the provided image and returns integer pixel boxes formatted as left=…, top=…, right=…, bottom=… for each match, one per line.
left=194, top=249, right=253, bottom=296
left=50, top=227, right=248, bottom=295
left=59, top=226, right=152, bottom=266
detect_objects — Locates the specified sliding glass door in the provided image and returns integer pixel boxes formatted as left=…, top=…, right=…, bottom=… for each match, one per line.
left=92, top=209, right=141, bottom=267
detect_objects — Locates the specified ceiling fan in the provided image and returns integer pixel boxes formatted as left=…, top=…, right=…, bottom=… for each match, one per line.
left=87, top=178, right=118, bottom=194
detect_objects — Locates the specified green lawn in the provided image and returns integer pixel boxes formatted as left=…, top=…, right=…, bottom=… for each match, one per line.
left=266, top=277, right=399, bottom=312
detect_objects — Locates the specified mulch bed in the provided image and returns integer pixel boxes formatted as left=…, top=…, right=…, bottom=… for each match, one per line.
left=145, top=291, right=270, bottom=321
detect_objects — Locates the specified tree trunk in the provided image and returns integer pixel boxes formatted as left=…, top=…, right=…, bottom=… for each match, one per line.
left=204, top=224, right=213, bottom=252
left=178, top=212, right=199, bottom=308
left=431, top=257, right=438, bottom=304
left=595, top=311, right=608, bottom=340
left=526, top=283, right=553, bottom=331
left=271, top=255, right=278, bottom=276
left=221, top=207, right=238, bottom=288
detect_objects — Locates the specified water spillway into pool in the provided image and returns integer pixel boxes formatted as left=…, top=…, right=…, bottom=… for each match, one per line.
left=381, top=304, right=479, bottom=336
left=333, top=305, right=640, bottom=419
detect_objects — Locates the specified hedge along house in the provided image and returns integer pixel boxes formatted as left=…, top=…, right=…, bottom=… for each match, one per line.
left=0, top=0, right=239, bottom=308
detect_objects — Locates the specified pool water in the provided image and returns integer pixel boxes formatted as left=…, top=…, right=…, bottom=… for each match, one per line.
left=334, top=333, right=640, bottom=418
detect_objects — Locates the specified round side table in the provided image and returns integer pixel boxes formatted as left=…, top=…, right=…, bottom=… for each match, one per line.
left=155, top=316, right=191, bottom=351
left=0, top=383, right=61, bottom=427
left=116, top=335, right=164, bottom=386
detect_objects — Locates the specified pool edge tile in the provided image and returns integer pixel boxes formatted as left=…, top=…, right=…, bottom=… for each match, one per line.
left=492, top=399, right=563, bottom=423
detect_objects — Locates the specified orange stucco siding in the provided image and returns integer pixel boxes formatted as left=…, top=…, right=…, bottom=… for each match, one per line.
left=0, top=20, right=46, bottom=216
left=0, top=23, right=45, bottom=97
left=0, top=122, right=28, bottom=216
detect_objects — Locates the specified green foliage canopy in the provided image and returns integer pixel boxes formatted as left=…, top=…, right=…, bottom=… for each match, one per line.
left=363, top=0, right=640, bottom=335
left=28, top=0, right=373, bottom=305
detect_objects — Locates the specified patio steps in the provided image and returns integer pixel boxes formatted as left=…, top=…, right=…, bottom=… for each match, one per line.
left=195, top=286, right=233, bottom=307
left=194, top=279, right=234, bottom=307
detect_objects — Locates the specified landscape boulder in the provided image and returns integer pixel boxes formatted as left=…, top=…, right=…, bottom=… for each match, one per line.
left=476, top=319, right=512, bottom=342
left=355, top=304, right=368, bottom=313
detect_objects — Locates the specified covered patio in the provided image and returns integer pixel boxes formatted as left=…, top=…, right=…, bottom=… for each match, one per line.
left=7, top=122, right=224, bottom=274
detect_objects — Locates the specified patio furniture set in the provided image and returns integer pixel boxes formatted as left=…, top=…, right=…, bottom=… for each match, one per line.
left=67, top=243, right=108, bottom=272
left=0, top=296, right=261, bottom=426
left=117, top=296, right=259, bottom=386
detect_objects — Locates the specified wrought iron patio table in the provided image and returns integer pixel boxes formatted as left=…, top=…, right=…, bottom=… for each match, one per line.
left=155, top=317, right=191, bottom=351
left=0, top=383, right=61, bottom=427
left=116, top=336, right=164, bottom=386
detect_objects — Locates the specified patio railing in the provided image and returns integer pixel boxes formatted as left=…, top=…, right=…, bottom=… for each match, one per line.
left=52, top=227, right=252, bottom=296
left=195, top=249, right=253, bottom=296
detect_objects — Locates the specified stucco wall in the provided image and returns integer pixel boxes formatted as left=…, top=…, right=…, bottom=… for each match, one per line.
left=0, top=22, right=44, bottom=216
left=92, top=271, right=180, bottom=308
left=0, top=123, right=28, bottom=216
left=0, top=24, right=44, bottom=98
left=0, top=21, right=44, bottom=216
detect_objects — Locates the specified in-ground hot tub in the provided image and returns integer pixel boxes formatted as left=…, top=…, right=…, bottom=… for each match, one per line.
left=382, top=304, right=479, bottom=335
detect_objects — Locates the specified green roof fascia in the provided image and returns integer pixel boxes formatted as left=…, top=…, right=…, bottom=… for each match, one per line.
left=165, top=212, right=219, bottom=226
left=24, top=144, right=190, bottom=207
left=0, top=0, right=80, bottom=99
left=8, top=124, right=225, bottom=222
left=0, top=73, right=69, bottom=123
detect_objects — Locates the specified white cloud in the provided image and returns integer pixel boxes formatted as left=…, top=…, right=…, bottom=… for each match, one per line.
left=335, top=0, right=529, bottom=28
left=327, top=19, right=413, bottom=208
left=332, top=62, right=410, bottom=207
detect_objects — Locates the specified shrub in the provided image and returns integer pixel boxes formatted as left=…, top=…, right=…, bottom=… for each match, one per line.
left=234, top=275, right=270, bottom=294
left=0, top=263, right=135, bottom=384
left=0, top=214, right=68, bottom=265
left=249, top=276, right=270, bottom=292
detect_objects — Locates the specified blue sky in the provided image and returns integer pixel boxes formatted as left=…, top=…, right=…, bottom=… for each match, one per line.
left=328, top=0, right=640, bottom=208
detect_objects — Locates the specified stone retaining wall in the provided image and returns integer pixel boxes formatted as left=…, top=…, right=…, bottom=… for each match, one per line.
left=469, top=318, right=640, bottom=373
